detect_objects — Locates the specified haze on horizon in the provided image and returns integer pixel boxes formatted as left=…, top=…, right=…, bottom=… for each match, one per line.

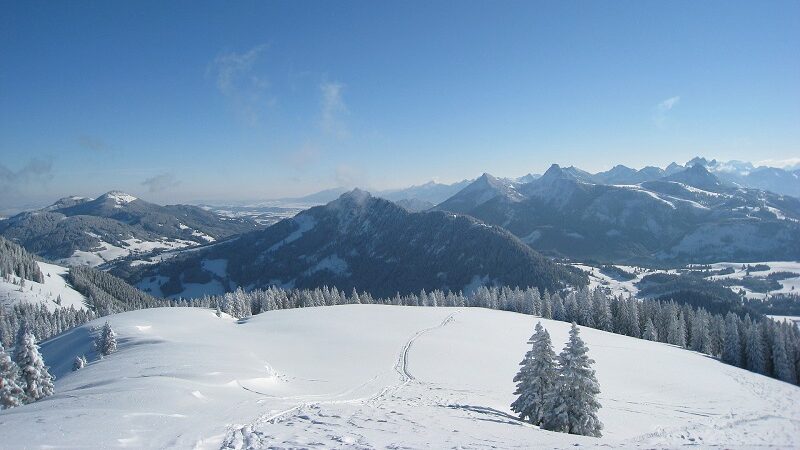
left=1, top=1, right=798, bottom=213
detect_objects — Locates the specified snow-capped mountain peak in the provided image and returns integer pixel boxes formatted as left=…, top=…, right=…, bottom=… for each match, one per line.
left=100, top=191, right=138, bottom=205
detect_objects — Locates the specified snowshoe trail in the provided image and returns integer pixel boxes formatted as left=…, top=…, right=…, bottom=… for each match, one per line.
left=220, top=311, right=458, bottom=449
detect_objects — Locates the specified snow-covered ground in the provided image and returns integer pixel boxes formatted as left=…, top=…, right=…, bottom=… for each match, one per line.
left=572, top=261, right=800, bottom=300
left=706, top=261, right=800, bottom=298
left=0, top=261, right=86, bottom=311
left=59, top=236, right=201, bottom=267
left=1, top=305, right=797, bottom=449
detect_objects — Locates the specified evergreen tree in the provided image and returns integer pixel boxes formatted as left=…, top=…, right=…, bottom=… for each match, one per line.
left=14, top=332, right=54, bottom=402
left=542, top=323, right=603, bottom=437
left=745, top=325, right=766, bottom=374
left=511, top=322, right=557, bottom=425
left=0, top=342, right=25, bottom=409
left=591, top=290, right=612, bottom=332
left=72, top=355, right=88, bottom=372
left=772, top=328, right=794, bottom=383
left=689, top=312, right=710, bottom=354
left=643, top=318, right=658, bottom=341
left=96, top=322, right=117, bottom=356
left=552, top=294, right=566, bottom=322
left=722, top=313, right=743, bottom=367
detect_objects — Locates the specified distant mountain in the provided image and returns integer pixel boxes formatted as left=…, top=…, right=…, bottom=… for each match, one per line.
left=262, top=180, right=473, bottom=209
left=0, top=191, right=259, bottom=267
left=435, top=173, right=525, bottom=212
left=122, top=189, right=586, bottom=298
left=393, top=198, right=435, bottom=212
left=436, top=165, right=800, bottom=264
left=664, top=164, right=731, bottom=192
left=686, top=157, right=800, bottom=198
left=376, top=179, right=472, bottom=205
left=594, top=165, right=667, bottom=185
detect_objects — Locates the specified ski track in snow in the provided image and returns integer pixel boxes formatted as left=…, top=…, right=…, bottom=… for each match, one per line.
left=220, top=312, right=458, bottom=449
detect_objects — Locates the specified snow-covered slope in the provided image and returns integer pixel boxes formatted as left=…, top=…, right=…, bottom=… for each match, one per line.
left=1, top=305, right=797, bottom=449
left=0, top=261, right=86, bottom=310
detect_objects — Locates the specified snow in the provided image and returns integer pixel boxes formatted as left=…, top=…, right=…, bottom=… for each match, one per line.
left=0, top=305, right=797, bottom=449
left=104, top=191, right=138, bottom=206
left=268, top=215, right=316, bottom=252
left=572, top=261, right=800, bottom=301
left=614, top=185, right=676, bottom=209
left=670, top=181, right=725, bottom=197
left=59, top=235, right=200, bottom=267
left=0, top=262, right=86, bottom=310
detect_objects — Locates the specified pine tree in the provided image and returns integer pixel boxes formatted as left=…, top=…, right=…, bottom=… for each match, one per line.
left=14, top=332, right=54, bottom=402
left=723, top=313, right=743, bottom=367
left=511, top=322, right=557, bottom=425
left=0, top=342, right=25, bottom=409
left=643, top=318, right=658, bottom=341
left=542, top=323, right=603, bottom=437
left=552, top=294, right=566, bottom=322
left=591, top=290, right=612, bottom=332
left=689, top=312, right=710, bottom=354
left=96, top=322, right=117, bottom=356
left=72, top=355, right=88, bottom=372
left=745, top=325, right=766, bottom=374
left=772, top=328, right=794, bottom=383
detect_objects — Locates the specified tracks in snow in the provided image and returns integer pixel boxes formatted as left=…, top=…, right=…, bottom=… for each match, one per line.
left=220, top=311, right=458, bottom=449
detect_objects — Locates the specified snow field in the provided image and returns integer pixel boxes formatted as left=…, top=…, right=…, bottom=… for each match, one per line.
left=0, top=305, right=797, bottom=449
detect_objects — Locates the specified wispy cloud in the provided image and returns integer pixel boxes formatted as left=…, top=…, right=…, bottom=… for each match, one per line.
left=78, top=135, right=112, bottom=153
left=334, top=164, right=366, bottom=188
left=658, top=96, right=681, bottom=111
left=653, top=95, right=681, bottom=127
left=208, top=44, right=272, bottom=125
left=756, top=157, right=800, bottom=170
left=141, top=173, right=180, bottom=193
left=0, top=158, right=54, bottom=196
left=320, top=81, right=349, bottom=137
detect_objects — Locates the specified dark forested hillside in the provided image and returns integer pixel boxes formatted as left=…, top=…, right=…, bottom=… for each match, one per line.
left=123, top=190, right=587, bottom=298
left=0, top=235, right=43, bottom=283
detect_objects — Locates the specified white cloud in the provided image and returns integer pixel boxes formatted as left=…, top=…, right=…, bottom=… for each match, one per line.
left=653, top=95, right=681, bottom=128
left=320, top=81, right=349, bottom=137
left=756, top=157, right=800, bottom=170
left=658, top=96, right=681, bottom=111
left=208, top=44, right=272, bottom=125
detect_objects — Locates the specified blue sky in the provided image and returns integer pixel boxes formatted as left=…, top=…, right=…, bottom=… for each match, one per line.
left=1, top=1, right=798, bottom=210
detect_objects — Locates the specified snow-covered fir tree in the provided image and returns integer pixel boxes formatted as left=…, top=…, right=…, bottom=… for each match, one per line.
left=723, top=313, right=743, bottom=367
left=542, top=323, right=603, bottom=437
left=511, top=322, right=557, bottom=425
left=73, top=355, right=88, bottom=371
left=551, top=293, right=566, bottom=322
left=14, top=332, right=54, bottom=403
left=643, top=318, right=658, bottom=341
left=690, top=311, right=711, bottom=354
left=96, top=322, right=118, bottom=356
left=0, top=342, right=25, bottom=409
left=745, top=325, right=766, bottom=374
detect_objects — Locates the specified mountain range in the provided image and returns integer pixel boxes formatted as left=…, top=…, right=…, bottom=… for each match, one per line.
left=0, top=191, right=258, bottom=267
left=121, top=189, right=585, bottom=298
left=435, top=164, right=800, bottom=264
